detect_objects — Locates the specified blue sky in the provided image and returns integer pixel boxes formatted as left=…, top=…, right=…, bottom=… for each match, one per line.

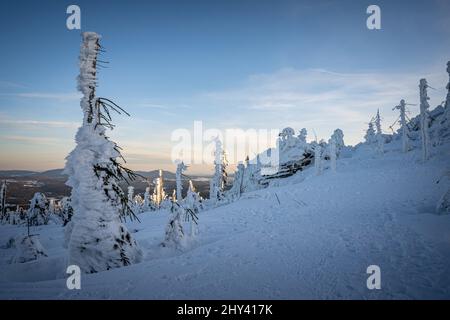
left=0, top=0, right=449, bottom=173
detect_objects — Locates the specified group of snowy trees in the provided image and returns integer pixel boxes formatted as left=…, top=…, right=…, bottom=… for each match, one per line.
left=0, top=184, right=73, bottom=227
left=361, top=62, right=450, bottom=214
left=7, top=33, right=450, bottom=271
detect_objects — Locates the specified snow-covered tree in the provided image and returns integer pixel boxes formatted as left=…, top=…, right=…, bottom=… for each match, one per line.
left=446, top=61, right=450, bottom=110
left=328, top=137, right=337, bottom=173
left=443, top=61, right=450, bottom=126
left=419, top=79, right=431, bottom=161
left=227, top=162, right=245, bottom=200
left=298, top=128, right=308, bottom=143
left=209, top=138, right=228, bottom=204
left=364, top=121, right=376, bottom=144
left=12, top=235, right=47, bottom=263
left=161, top=202, right=197, bottom=249
left=64, top=32, right=142, bottom=273
left=175, top=161, right=188, bottom=201
left=171, top=189, right=177, bottom=202
left=314, top=144, right=322, bottom=175
left=375, top=109, right=384, bottom=154
left=0, top=180, right=6, bottom=222
left=127, top=186, right=134, bottom=204
left=330, top=129, right=345, bottom=156
left=143, top=186, right=152, bottom=209
left=436, top=171, right=450, bottom=215
left=185, top=180, right=202, bottom=237
left=393, top=99, right=409, bottom=153
left=152, top=170, right=166, bottom=208
left=59, top=196, right=73, bottom=226
left=27, top=192, right=49, bottom=226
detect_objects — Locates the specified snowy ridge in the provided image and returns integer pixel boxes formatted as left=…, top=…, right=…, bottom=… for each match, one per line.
left=0, top=128, right=449, bottom=299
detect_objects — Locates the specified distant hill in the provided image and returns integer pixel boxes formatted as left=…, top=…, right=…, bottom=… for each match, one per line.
left=0, top=170, right=38, bottom=177
left=0, top=168, right=211, bottom=206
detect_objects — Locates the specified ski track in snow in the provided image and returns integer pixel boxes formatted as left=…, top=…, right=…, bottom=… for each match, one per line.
left=0, top=144, right=449, bottom=299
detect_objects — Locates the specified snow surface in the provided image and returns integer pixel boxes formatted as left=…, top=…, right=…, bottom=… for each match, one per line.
left=1, top=139, right=449, bottom=299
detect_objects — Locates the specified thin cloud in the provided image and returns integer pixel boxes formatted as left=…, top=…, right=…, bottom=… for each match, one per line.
left=0, top=92, right=81, bottom=101
left=0, top=119, right=79, bottom=129
left=0, top=81, right=27, bottom=89
left=199, top=65, right=449, bottom=144
left=0, top=135, right=64, bottom=144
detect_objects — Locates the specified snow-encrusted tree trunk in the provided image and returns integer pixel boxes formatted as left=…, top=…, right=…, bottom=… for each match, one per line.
left=393, top=99, right=409, bottom=153
left=314, top=144, right=322, bottom=175
left=209, top=138, right=228, bottom=204
left=375, top=109, right=384, bottom=154
left=0, top=180, right=6, bottom=221
left=175, top=161, right=187, bottom=201
left=64, top=32, right=142, bottom=273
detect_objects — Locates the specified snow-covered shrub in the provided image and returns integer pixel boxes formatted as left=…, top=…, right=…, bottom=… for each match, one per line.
left=27, top=192, right=49, bottom=226
left=12, top=235, right=47, bottom=263
left=161, top=202, right=187, bottom=249
left=64, top=32, right=142, bottom=273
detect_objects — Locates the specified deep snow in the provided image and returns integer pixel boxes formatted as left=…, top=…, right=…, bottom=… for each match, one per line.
left=0, top=139, right=449, bottom=299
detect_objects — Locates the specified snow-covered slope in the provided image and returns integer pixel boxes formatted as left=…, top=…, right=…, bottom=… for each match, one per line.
left=1, top=136, right=449, bottom=299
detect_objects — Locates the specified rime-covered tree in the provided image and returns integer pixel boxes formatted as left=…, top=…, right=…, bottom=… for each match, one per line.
left=209, top=138, right=228, bottom=204
left=64, top=32, right=142, bottom=273
left=419, top=78, right=431, bottom=161
left=143, top=186, right=152, bottom=209
left=364, top=121, right=376, bottom=144
left=444, top=61, right=450, bottom=125
left=436, top=171, right=450, bottom=215
left=161, top=201, right=198, bottom=249
left=161, top=202, right=186, bottom=249
left=27, top=192, right=49, bottom=226
left=175, top=161, right=187, bottom=201
left=393, top=99, right=409, bottom=153
left=298, top=128, right=308, bottom=143
left=185, top=180, right=202, bottom=237
left=127, top=186, right=134, bottom=204
left=330, top=129, right=344, bottom=156
left=152, top=170, right=166, bottom=208
left=228, top=162, right=245, bottom=200
left=446, top=62, right=450, bottom=109
left=314, top=143, right=322, bottom=176
left=59, top=196, right=74, bottom=226
left=375, top=109, right=384, bottom=154
left=328, top=137, right=337, bottom=173
left=0, top=180, right=6, bottom=221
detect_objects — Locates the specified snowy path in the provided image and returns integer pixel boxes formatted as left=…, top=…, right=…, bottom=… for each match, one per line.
left=1, top=146, right=449, bottom=299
